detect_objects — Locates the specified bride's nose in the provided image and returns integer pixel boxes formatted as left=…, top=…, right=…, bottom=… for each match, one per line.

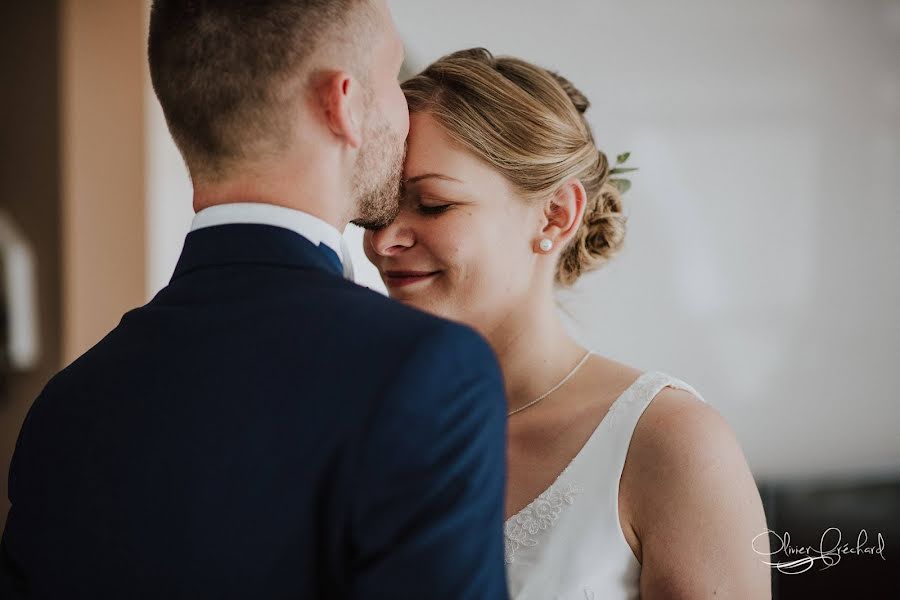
left=368, top=214, right=415, bottom=257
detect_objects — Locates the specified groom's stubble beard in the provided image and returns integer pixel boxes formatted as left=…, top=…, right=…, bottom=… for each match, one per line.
left=350, top=106, right=406, bottom=230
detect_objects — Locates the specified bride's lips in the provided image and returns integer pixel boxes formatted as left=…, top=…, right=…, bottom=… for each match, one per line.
left=383, top=270, right=442, bottom=288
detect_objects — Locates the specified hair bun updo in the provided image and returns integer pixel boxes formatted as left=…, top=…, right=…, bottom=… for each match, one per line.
left=545, top=72, right=627, bottom=286
left=558, top=175, right=626, bottom=286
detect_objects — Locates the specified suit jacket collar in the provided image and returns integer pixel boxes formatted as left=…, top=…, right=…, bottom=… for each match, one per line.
left=171, top=223, right=344, bottom=281
left=191, top=203, right=345, bottom=263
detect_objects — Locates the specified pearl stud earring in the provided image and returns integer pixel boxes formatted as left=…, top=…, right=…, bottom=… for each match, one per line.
left=539, top=238, right=553, bottom=252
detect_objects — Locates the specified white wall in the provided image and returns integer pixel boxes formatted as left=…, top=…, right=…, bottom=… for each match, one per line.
left=145, top=92, right=193, bottom=298
left=145, top=0, right=900, bottom=481
left=392, top=0, right=900, bottom=481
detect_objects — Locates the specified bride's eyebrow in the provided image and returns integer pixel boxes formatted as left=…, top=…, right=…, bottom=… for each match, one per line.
left=403, top=173, right=462, bottom=184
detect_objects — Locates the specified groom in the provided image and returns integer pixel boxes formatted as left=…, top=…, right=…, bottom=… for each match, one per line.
left=0, top=1, right=509, bottom=598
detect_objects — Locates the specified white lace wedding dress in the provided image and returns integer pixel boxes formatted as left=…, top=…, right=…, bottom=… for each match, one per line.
left=504, top=371, right=706, bottom=599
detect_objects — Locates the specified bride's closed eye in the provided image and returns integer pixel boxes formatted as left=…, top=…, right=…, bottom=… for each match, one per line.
left=405, top=191, right=453, bottom=216
left=417, top=201, right=453, bottom=216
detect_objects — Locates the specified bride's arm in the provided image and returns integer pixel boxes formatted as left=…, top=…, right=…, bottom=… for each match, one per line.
left=622, top=388, right=772, bottom=599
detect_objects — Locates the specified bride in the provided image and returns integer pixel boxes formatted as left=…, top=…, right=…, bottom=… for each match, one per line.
left=364, top=48, right=771, bottom=599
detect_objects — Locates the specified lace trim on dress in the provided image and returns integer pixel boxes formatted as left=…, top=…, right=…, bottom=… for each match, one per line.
left=604, top=371, right=705, bottom=428
left=504, top=479, right=584, bottom=564
left=602, top=376, right=649, bottom=432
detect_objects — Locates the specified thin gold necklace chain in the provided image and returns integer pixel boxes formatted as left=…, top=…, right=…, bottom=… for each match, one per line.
left=506, top=350, right=594, bottom=417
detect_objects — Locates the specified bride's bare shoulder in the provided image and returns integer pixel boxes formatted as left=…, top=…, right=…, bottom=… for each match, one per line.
left=622, top=385, right=737, bottom=515
left=619, top=386, right=769, bottom=592
left=633, top=384, right=720, bottom=445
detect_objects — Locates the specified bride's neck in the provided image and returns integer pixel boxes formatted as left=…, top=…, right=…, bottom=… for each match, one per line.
left=485, top=295, right=586, bottom=413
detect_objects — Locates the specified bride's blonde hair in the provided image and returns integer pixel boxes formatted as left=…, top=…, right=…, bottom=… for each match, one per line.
left=402, top=48, right=627, bottom=286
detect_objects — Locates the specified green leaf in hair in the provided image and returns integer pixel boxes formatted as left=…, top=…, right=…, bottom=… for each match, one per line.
left=609, top=178, right=632, bottom=194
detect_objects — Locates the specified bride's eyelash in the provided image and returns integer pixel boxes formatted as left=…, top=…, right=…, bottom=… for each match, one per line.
left=406, top=192, right=453, bottom=216
left=417, top=203, right=452, bottom=216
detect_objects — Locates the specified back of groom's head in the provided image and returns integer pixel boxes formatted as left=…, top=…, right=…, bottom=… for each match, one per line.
left=148, top=0, right=376, bottom=182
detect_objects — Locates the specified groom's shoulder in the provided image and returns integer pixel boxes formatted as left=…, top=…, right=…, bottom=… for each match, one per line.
left=306, top=280, right=499, bottom=373
left=334, top=281, right=488, bottom=347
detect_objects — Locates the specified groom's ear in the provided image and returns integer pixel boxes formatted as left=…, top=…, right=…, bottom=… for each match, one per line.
left=314, top=70, right=364, bottom=149
left=540, top=179, right=588, bottom=247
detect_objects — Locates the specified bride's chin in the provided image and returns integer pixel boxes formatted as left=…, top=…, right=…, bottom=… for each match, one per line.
left=391, top=293, right=441, bottom=316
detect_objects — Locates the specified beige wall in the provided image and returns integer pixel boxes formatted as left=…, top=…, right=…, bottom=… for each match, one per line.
left=60, top=0, right=147, bottom=363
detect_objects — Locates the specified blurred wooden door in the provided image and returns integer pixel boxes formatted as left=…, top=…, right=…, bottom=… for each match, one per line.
left=0, top=0, right=148, bottom=531
left=0, top=1, right=63, bottom=531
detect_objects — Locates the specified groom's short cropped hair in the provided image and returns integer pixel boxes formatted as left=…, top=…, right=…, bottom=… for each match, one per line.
left=148, top=0, right=374, bottom=181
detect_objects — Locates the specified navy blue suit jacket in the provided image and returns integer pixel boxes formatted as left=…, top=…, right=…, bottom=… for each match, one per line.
left=1, top=224, right=509, bottom=599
